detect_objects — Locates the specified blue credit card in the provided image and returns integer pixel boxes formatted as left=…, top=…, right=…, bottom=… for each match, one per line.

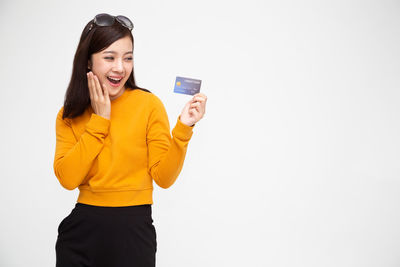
left=173, top=76, right=201, bottom=95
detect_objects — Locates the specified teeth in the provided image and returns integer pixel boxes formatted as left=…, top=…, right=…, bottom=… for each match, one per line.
left=109, top=77, right=122, bottom=81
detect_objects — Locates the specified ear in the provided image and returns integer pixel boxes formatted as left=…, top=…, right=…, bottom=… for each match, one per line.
left=87, top=59, right=92, bottom=70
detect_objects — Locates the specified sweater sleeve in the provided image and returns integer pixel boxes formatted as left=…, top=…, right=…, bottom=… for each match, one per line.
left=53, top=107, right=111, bottom=190
left=146, top=95, right=194, bottom=189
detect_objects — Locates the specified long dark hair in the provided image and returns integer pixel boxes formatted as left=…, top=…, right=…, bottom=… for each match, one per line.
left=62, top=18, right=150, bottom=119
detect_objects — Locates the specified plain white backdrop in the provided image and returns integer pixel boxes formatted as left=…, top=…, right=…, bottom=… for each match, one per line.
left=0, top=0, right=399, bottom=266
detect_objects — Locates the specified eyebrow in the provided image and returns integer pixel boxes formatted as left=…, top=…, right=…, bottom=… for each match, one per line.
left=102, top=51, right=133, bottom=55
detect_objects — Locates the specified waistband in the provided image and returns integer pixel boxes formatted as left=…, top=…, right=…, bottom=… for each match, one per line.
left=74, top=202, right=152, bottom=216
left=77, top=187, right=154, bottom=207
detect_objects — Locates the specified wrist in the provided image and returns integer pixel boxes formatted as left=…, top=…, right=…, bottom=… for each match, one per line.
left=178, top=115, right=195, bottom=127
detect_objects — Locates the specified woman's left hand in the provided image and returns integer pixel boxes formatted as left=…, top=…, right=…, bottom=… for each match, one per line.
left=179, top=93, right=207, bottom=127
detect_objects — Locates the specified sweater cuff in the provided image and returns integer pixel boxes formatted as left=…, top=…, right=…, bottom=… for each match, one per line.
left=86, top=113, right=111, bottom=134
left=172, top=116, right=194, bottom=141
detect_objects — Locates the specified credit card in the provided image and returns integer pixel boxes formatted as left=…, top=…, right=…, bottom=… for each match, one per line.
left=173, top=76, right=201, bottom=95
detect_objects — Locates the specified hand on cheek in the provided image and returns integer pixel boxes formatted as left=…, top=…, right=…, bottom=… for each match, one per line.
left=87, top=71, right=111, bottom=120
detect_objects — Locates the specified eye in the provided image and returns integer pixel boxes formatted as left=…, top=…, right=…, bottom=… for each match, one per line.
left=125, top=57, right=133, bottom=61
left=104, top=57, right=114, bottom=60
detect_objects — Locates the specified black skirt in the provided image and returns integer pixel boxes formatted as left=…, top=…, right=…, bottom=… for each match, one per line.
left=55, top=202, right=157, bottom=267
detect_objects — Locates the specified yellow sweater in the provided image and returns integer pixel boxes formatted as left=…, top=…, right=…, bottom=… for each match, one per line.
left=53, top=88, right=194, bottom=207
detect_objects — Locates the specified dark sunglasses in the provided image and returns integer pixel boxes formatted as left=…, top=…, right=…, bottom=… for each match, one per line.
left=88, top=13, right=134, bottom=32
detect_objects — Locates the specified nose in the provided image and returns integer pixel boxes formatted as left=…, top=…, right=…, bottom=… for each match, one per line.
left=112, top=59, right=124, bottom=73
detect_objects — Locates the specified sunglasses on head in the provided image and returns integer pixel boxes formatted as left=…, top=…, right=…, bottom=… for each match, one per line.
left=87, top=13, right=134, bottom=32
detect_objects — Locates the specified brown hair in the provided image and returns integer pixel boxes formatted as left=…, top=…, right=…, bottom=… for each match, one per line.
left=62, top=18, right=150, bottom=119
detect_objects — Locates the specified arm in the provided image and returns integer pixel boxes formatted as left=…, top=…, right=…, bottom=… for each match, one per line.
left=53, top=107, right=110, bottom=190
left=147, top=95, right=194, bottom=189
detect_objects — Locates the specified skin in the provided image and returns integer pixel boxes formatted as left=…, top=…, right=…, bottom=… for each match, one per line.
left=87, top=36, right=207, bottom=125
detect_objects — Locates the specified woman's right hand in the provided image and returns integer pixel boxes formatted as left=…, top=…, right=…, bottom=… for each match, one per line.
left=87, top=72, right=111, bottom=120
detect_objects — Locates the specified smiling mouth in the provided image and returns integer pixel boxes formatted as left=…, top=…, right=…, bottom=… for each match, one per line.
left=107, top=77, right=122, bottom=84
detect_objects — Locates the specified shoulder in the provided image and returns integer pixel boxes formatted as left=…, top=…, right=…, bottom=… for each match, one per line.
left=128, top=88, right=155, bottom=101
left=134, top=89, right=165, bottom=108
left=56, top=106, right=73, bottom=125
left=56, top=106, right=65, bottom=119
left=126, top=88, right=166, bottom=112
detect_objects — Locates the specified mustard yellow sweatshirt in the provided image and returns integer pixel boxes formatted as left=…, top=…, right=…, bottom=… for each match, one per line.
left=53, top=88, right=194, bottom=207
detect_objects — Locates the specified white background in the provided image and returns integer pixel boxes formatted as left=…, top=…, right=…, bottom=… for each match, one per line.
left=0, top=0, right=399, bottom=266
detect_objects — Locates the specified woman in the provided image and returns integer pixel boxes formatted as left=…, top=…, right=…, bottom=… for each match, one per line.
left=53, top=13, right=207, bottom=267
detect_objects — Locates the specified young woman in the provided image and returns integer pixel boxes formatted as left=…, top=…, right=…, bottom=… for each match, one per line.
left=53, top=13, right=207, bottom=267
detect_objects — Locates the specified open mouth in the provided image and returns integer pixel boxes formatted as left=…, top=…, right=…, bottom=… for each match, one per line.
left=107, top=77, right=123, bottom=84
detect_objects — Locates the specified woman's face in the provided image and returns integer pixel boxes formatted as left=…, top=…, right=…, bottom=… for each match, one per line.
left=89, top=35, right=133, bottom=101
